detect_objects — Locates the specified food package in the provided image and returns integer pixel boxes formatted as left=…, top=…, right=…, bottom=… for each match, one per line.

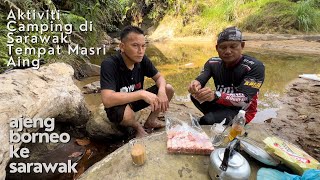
left=263, top=136, right=320, bottom=175
left=165, top=114, right=214, bottom=155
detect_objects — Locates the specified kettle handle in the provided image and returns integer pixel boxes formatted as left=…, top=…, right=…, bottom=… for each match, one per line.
left=219, top=138, right=240, bottom=171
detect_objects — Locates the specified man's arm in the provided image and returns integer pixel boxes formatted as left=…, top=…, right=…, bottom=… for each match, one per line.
left=152, top=72, right=169, bottom=112
left=195, top=59, right=214, bottom=87
left=195, top=61, right=265, bottom=108
left=216, top=62, right=265, bottom=107
left=152, top=72, right=166, bottom=93
left=101, top=89, right=159, bottom=111
left=189, top=59, right=213, bottom=102
left=101, top=90, right=143, bottom=108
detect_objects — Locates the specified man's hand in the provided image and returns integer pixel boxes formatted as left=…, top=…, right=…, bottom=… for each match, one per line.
left=194, top=87, right=215, bottom=103
left=141, top=90, right=159, bottom=111
left=157, top=90, right=169, bottom=112
left=188, top=80, right=201, bottom=94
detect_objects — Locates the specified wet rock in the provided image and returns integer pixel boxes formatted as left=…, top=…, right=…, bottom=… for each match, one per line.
left=86, top=104, right=124, bottom=138
left=83, top=81, right=100, bottom=94
left=79, top=63, right=101, bottom=77
left=5, top=137, right=85, bottom=180
left=0, top=63, right=90, bottom=180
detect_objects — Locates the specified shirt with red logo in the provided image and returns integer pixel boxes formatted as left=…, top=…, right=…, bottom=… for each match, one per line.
left=100, top=52, right=158, bottom=93
left=196, top=55, right=265, bottom=123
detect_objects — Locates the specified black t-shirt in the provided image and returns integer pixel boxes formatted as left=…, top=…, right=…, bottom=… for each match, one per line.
left=195, top=55, right=265, bottom=122
left=100, top=52, right=158, bottom=93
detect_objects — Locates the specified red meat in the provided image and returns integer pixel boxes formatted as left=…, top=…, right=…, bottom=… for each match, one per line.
left=167, top=125, right=214, bottom=155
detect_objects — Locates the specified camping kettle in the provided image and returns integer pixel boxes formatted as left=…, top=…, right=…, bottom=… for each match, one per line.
left=208, top=138, right=251, bottom=180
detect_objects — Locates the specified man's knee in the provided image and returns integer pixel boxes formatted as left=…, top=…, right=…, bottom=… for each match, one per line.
left=165, top=84, right=174, bottom=99
left=199, top=112, right=225, bottom=125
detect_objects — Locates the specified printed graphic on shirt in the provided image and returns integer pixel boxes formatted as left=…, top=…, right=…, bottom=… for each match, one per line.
left=244, top=78, right=262, bottom=89
left=134, top=82, right=141, bottom=89
left=224, top=93, right=248, bottom=103
left=216, top=85, right=235, bottom=93
left=120, top=82, right=142, bottom=93
left=243, top=58, right=255, bottom=65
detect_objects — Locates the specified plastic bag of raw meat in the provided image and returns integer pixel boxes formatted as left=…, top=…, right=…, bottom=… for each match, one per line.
left=165, top=113, right=214, bottom=155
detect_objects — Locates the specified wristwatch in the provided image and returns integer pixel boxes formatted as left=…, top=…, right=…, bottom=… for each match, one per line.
left=213, top=91, right=221, bottom=101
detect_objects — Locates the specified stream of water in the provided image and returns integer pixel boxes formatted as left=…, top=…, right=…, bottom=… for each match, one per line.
left=86, top=42, right=320, bottom=121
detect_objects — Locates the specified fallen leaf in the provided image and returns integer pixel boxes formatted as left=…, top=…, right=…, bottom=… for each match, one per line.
left=68, top=151, right=83, bottom=158
left=76, top=138, right=91, bottom=146
left=85, top=149, right=92, bottom=156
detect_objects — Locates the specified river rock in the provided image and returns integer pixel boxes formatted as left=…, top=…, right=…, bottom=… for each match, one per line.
left=86, top=104, right=124, bottom=138
left=79, top=63, right=101, bottom=77
left=83, top=81, right=100, bottom=94
left=86, top=103, right=152, bottom=139
left=0, top=63, right=90, bottom=180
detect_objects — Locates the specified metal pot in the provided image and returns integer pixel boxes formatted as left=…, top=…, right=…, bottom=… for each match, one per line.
left=208, top=138, right=251, bottom=180
left=240, top=138, right=280, bottom=166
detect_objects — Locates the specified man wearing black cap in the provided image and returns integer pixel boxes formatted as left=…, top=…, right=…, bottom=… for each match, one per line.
left=188, top=27, right=265, bottom=125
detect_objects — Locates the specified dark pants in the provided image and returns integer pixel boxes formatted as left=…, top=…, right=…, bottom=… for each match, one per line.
left=190, top=95, right=240, bottom=125
left=105, top=85, right=158, bottom=124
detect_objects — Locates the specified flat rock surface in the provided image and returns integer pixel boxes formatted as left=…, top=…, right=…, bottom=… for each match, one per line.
left=79, top=125, right=268, bottom=180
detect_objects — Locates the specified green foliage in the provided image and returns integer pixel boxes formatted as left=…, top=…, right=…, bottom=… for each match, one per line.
left=295, top=0, right=320, bottom=32
left=68, top=0, right=124, bottom=46
left=240, top=0, right=320, bottom=33
left=240, top=1, right=297, bottom=33
left=0, top=0, right=127, bottom=73
left=158, top=0, right=320, bottom=36
left=124, top=0, right=173, bottom=26
left=0, top=14, right=9, bottom=68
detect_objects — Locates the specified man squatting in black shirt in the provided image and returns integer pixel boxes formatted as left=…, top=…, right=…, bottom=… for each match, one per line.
left=188, top=27, right=265, bottom=125
left=100, top=26, right=174, bottom=138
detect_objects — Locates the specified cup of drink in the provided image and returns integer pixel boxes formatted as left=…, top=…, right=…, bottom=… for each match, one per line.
left=211, top=125, right=225, bottom=147
left=129, top=139, right=146, bottom=166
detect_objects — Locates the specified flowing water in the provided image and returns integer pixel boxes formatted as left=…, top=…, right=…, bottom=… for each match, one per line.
left=88, top=42, right=320, bottom=121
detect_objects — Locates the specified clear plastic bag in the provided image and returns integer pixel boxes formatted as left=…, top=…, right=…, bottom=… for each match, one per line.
left=165, top=113, right=214, bottom=155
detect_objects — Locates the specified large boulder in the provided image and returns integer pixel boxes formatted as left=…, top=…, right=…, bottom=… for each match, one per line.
left=0, top=63, right=90, bottom=180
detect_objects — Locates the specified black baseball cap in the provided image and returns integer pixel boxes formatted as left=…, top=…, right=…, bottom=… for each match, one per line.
left=217, top=27, right=242, bottom=44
